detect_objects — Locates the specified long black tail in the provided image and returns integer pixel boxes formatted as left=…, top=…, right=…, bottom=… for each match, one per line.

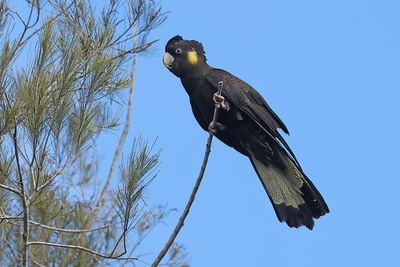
left=248, top=145, right=329, bottom=230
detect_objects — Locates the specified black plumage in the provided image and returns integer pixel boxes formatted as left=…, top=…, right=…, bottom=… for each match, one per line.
left=162, top=35, right=329, bottom=230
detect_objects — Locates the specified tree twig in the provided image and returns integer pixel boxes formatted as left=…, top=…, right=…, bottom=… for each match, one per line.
left=0, top=183, right=22, bottom=197
left=27, top=241, right=137, bottom=261
left=29, top=220, right=117, bottom=233
left=0, top=215, right=22, bottom=221
left=94, top=24, right=139, bottom=212
left=13, top=127, right=29, bottom=267
left=151, top=81, right=224, bottom=267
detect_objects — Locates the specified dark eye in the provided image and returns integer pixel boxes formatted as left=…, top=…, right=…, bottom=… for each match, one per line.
left=175, top=48, right=182, bottom=54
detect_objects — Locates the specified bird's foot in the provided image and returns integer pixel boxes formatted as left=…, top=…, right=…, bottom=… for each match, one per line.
left=213, top=93, right=230, bottom=111
left=208, top=121, right=226, bottom=134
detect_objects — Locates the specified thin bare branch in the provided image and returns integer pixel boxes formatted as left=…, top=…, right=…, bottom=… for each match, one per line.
left=151, top=82, right=224, bottom=267
left=0, top=215, right=22, bottom=221
left=0, top=183, right=22, bottom=197
left=13, top=126, right=29, bottom=267
left=17, top=1, right=74, bottom=49
left=29, top=220, right=117, bottom=233
left=95, top=24, right=139, bottom=211
left=28, top=241, right=138, bottom=261
left=35, top=159, right=74, bottom=191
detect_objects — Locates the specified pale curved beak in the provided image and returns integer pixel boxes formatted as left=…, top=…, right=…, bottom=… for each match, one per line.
left=163, top=52, right=174, bottom=69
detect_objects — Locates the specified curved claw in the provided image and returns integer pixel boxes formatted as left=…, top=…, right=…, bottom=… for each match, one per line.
left=208, top=121, right=226, bottom=134
left=213, top=93, right=229, bottom=111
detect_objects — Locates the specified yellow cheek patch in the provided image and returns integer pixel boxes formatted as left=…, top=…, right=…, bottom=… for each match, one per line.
left=187, top=51, right=198, bottom=65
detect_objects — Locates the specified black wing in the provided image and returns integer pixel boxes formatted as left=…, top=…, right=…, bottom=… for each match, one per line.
left=206, top=68, right=302, bottom=169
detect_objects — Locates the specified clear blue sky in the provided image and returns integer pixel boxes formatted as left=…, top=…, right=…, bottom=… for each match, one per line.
left=130, top=1, right=400, bottom=266
left=10, top=0, right=400, bottom=266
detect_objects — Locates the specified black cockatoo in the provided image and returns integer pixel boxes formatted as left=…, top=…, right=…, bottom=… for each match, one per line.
left=162, top=35, right=329, bottom=230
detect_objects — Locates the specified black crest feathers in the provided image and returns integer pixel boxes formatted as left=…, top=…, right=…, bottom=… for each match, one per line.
left=165, top=35, right=183, bottom=51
